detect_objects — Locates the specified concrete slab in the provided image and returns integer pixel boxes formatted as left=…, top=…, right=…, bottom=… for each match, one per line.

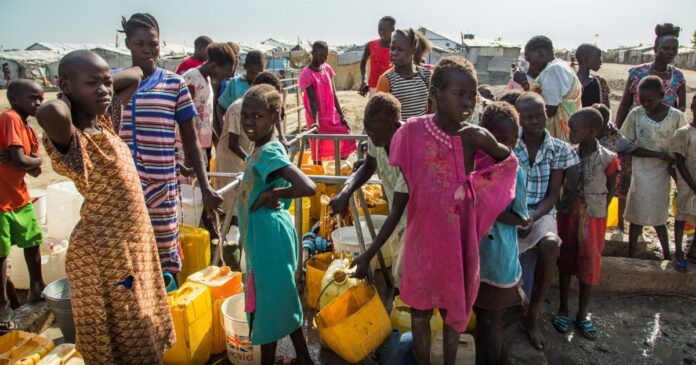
left=12, top=301, right=53, bottom=334
left=596, top=256, right=696, bottom=295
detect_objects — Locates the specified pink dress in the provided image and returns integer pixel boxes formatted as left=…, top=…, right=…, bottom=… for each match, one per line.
left=299, top=64, right=356, bottom=161
left=390, top=115, right=518, bottom=332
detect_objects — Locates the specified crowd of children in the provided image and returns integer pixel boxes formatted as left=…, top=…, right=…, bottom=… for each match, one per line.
left=0, top=11, right=693, bottom=365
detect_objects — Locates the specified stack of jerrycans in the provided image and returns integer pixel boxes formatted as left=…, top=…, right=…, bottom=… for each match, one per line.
left=162, top=282, right=212, bottom=365
left=186, top=266, right=243, bottom=354
left=178, top=225, right=211, bottom=283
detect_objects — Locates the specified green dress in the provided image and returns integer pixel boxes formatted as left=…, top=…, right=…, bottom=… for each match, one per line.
left=238, top=141, right=302, bottom=345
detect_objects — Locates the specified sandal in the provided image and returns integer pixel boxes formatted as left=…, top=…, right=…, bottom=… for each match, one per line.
left=0, top=320, right=16, bottom=334
left=574, top=319, right=599, bottom=340
left=674, top=259, right=688, bottom=272
left=552, top=314, right=570, bottom=334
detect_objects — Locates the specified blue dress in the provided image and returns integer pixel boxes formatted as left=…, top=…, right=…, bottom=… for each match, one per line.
left=238, top=141, right=302, bottom=345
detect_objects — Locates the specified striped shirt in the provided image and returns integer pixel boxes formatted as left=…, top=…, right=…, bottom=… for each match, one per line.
left=376, top=66, right=431, bottom=120
left=119, top=70, right=197, bottom=184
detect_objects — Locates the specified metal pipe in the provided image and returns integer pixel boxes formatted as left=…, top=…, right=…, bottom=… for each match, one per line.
left=357, top=189, right=393, bottom=287
left=348, top=197, right=374, bottom=284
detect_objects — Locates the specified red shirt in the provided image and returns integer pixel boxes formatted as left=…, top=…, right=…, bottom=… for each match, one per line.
left=175, top=56, right=205, bottom=75
left=0, top=109, right=39, bottom=212
left=368, top=39, right=391, bottom=88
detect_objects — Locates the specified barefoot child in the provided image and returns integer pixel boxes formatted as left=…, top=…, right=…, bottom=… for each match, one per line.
left=514, top=92, right=580, bottom=350
left=475, top=101, right=528, bottom=365
left=352, top=56, right=518, bottom=364
left=377, top=28, right=432, bottom=121
left=329, top=92, right=407, bottom=285
left=359, top=16, right=395, bottom=97
left=37, top=50, right=174, bottom=363
left=214, top=72, right=285, bottom=239
left=299, top=41, right=356, bottom=163
left=183, top=42, right=238, bottom=166
left=0, top=80, right=46, bottom=331
left=554, top=108, right=620, bottom=340
left=669, top=94, right=696, bottom=270
left=621, top=76, right=687, bottom=260
left=238, top=84, right=315, bottom=364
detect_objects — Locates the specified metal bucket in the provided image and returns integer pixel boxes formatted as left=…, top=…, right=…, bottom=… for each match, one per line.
left=42, top=278, right=75, bottom=343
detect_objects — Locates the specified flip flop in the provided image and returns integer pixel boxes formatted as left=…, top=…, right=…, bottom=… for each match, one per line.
left=674, top=259, right=688, bottom=272
left=574, top=319, right=599, bottom=340
left=552, top=314, right=570, bottom=334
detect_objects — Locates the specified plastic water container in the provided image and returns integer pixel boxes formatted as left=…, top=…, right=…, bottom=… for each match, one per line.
left=331, top=225, right=391, bottom=270
left=42, top=278, right=75, bottom=343
left=221, top=294, right=261, bottom=365
left=186, top=266, right=243, bottom=354
left=35, top=344, right=84, bottom=365
left=289, top=198, right=311, bottom=234
left=178, top=184, right=203, bottom=227
left=431, top=333, right=475, bottom=365
left=28, top=189, right=46, bottom=225
left=9, top=238, right=67, bottom=290
left=46, top=182, right=84, bottom=240
left=178, top=225, right=211, bottom=282
left=318, top=258, right=362, bottom=309
left=163, top=282, right=213, bottom=365
left=390, top=296, right=444, bottom=340
left=0, top=331, right=55, bottom=365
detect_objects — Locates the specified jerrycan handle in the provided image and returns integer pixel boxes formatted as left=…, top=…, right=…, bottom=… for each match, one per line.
left=60, top=348, right=78, bottom=365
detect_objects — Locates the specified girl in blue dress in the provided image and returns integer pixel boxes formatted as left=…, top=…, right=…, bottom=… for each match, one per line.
left=238, top=84, right=316, bottom=364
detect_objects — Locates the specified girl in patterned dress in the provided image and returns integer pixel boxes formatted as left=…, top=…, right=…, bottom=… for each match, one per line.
left=37, top=50, right=174, bottom=364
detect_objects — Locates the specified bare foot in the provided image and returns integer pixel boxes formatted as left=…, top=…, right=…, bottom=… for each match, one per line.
left=521, top=317, right=546, bottom=351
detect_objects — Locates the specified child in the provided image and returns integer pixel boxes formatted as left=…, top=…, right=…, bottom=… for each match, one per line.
left=37, top=50, right=173, bottom=363
left=359, top=16, right=395, bottom=97
left=621, top=76, right=687, bottom=259
left=118, top=13, right=222, bottom=275
left=352, top=56, right=518, bottom=364
left=475, top=101, right=528, bottom=365
left=176, top=36, right=213, bottom=75
left=513, top=36, right=581, bottom=142
left=218, top=50, right=265, bottom=116
left=514, top=92, right=580, bottom=351
left=329, top=92, right=407, bottom=285
left=594, top=103, right=635, bottom=236
left=237, top=84, right=315, bottom=364
left=376, top=28, right=432, bottom=121
left=183, top=42, right=237, bottom=166
left=299, top=41, right=356, bottom=163
left=554, top=108, right=620, bottom=340
left=0, top=79, right=46, bottom=331
left=671, top=94, right=696, bottom=269
left=478, top=84, right=496, bottom=102
left=575, top=44, right=610, bottom=108
left=214, top=71, right=285, bottom=237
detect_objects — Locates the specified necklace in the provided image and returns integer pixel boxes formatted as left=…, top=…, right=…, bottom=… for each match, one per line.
left=650, top=64, right=671, bottom=77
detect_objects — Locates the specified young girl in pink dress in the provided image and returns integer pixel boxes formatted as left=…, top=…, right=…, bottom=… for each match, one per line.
left=351, top=56, right=519, bottom=364
left=299, top=41, right=355, bottom=163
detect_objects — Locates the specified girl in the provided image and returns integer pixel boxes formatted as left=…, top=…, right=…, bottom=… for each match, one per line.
left=376, top=28, right=432, bottom=121
left=555, top=108, right=620, bottom=340
left=183, top=42, right=238, bottom=166
left=352, top=56, right=518, bottom=365
left=117, top=13, right=222, bottom=275
left=513, top=36, right=581, bottom=142
left=514, top=92, right=579, bottom=351
left=575, top=44, right=610, bottom=108
left=238, top=84, right=316, bottom=364
left=620, top=76, right=687, bottom=260
left=668, top=94, right=696, bottom=270
left=358, top=16, right=395, bottom=97
left=299, top=41, right=356, bottom=163
left=475, top=101, right=528, bottom=365
left=413, top=30, right=433, bottom=69
left=214, top=72, right=284, bottom=238
left=37, top=50, right=174, bottom=363
left=218, top=50, right=266, bottom=116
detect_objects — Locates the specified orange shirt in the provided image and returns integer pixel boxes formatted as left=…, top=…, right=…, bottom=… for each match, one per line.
left=0, top=109, right=39, bottom=212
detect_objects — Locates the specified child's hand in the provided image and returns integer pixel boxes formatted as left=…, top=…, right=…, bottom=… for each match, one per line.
left=349, top=253, right=371, bottom=279
left=513, top=70, right=529, bottom=87
left=178, top=162, right=194, bottom=177
left=358, top=83, right=369, bottom=97
left=251, top=189, right=281, bottom=212
left=202, top=187, right=224, bottom=213
left=329, top=192, right=350, bottom=216
left=518, top=220, right=533, bottom=239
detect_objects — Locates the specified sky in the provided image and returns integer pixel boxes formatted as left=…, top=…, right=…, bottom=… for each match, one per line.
left=1, top=0, right=694, bottom=51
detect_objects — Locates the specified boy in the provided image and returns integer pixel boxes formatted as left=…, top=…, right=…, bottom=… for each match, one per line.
left=329, top=92, right=407, bottom=285
left=0, top=79, right=47, bottom=330
left=513, top=36, right=581, bottom=142
left=514, top=92, right=579, bottom=350
left=176, top=35, right=213, bottom=75
left=358, top=16, right=395, bottom=98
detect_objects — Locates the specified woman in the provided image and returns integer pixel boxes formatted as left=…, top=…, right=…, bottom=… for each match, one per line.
left=117, top=13, right=222, bottom=276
